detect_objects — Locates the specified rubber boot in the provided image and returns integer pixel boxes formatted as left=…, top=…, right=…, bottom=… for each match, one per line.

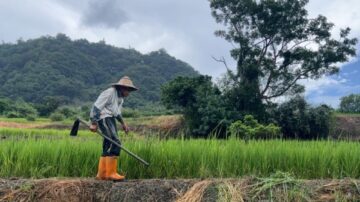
left=95, top=156, right=107, bottom=180
left=106, top=156, right=125, bottom=181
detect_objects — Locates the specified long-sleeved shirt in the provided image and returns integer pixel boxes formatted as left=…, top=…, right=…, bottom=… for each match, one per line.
left=90, top=87, right=124, bottom=123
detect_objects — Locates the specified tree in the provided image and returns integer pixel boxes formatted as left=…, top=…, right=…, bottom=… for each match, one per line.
left=273, top=96, right=332, bottom=139
left=0, top=34, right=198, bottom=108
left=339, top=94, right=360, bottom=113
left=34, top=96, right=64, bottom=117
left=5, top=99, right=38, bottom=119
left=0, top=98, right=11, bottom=114
left=210, top=0, right=357, bottom=117
left=161, top=76, right=228, bottom=137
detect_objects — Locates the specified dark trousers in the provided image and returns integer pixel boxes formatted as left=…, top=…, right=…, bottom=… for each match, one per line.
left=98, top=117, right=121, bottom=156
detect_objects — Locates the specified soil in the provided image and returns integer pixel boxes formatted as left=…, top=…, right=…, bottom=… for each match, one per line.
left=1, top=178, right=360, bottom=202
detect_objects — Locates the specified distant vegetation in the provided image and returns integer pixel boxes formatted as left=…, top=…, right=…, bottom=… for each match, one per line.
left=339, top=94, right=360, bottom=113
left=161, top=0, right=357, bottom=139
left=0, top=34, right=199, bottom=109
left=162, top=77, right=333, bottom=139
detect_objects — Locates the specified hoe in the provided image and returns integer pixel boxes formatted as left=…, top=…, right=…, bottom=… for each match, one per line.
left=70, top=118, right=149, bottom=166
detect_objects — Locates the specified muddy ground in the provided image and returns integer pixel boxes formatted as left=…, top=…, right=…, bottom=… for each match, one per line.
left=1, top=178, right=360, bottom=202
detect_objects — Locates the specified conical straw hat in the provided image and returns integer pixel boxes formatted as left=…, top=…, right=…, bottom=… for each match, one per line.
left=111, top=76, right=138, bottom=91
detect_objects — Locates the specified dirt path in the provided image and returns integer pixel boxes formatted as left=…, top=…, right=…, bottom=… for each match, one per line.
left=1, top=178, right=360, bottom=201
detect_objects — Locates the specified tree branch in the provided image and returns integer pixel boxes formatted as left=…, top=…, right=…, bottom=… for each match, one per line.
left=262, top=65, right=320, bottom=99
left=211, top=56, right=237, bottom=82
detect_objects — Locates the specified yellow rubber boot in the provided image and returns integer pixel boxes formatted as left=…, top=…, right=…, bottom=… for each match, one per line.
left=106, top=156, right=125, bottom=181
left=95, top=156, right=107, bottom=180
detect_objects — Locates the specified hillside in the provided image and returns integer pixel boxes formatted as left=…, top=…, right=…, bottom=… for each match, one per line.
left=0, top=34, right=199, bottom=107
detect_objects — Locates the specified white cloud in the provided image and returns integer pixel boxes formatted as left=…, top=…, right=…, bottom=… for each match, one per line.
left=307, top=0, right=360, bottom=38
left=0, top=0, right=70, bottom=41
left=0, top=0, right=358, bottom=100
left=300, top=76, right=343, bottom=95
left=303, top=75, right=360, bottom=108
left=307, top=95, right=342, bottom=108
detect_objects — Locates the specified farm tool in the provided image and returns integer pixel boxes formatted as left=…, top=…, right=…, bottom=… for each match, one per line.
left=70, top=118, right=149, bottom=166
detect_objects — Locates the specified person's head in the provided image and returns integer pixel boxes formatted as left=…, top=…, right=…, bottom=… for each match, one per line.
left=115, top=86, right=131, bottom=97
left=111, top=76, right=138, bottom=97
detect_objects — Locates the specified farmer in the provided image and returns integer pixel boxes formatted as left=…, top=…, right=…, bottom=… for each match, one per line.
left=89, top=76, right=138, bottom=181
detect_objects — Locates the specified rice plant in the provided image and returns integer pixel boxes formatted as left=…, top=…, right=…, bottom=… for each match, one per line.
left=1, top=137, right=360, bottom=179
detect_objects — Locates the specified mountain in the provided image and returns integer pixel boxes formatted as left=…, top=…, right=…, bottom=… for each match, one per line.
left=0, top=34, right=199, bottom=107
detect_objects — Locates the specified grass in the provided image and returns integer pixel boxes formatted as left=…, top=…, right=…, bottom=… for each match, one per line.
left=0, top=127, right=103, bottom=138
left=0, top=115, right=182, bottom=128
left=1, top=136, right=360, bottom=179
left=334, top=113, right=360, bottom=117
left=0, top=116, right=74, bottom=125
left=0, top=117, right=51, bottom=123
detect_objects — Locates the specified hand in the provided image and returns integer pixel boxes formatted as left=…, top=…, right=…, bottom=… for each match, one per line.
left=122, top=123, right=130, bottom=134
left=89, top=123, right=98, bottom=132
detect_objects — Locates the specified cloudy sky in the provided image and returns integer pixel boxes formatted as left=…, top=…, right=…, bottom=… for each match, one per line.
left=0, top=0, right=359, bottom=108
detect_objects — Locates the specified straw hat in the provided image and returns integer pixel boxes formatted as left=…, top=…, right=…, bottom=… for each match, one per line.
left=111, top=76, right=138, bottom=91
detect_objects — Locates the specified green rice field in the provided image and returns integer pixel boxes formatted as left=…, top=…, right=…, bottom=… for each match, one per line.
left=1, top=128, right=360, bottom=179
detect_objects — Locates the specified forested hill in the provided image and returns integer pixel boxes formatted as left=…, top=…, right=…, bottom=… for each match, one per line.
left=0, top=34, right=199, bottom=107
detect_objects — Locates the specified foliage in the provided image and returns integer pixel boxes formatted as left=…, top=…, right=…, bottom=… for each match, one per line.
left=2, top=134, right=360, bottom=179
left=308, top=104, right=333, bottom=138
left=79, top=105, right=91, bottom=120
left=5, top=111, right=20, bottom=118
left=55, top=106, right=77, bottom=119
left=136, top=103, right=176, bottom=116
left=34, top=96, right=66, bottom=117
left=121, top=108, right=141, bottom=118
left=339, top=94, right=360, bottom=113
left=25, top=114, right=36, bottom=121
left=272, top=96, right=332, bottom=139
left=49, top=112, right=65, bottom=122
left=229, top=115, right=281, bottom=140
left=0, top=34, right=198, bottom=108
left=0, top=98, right=11, bottom=114
left=210, top=0, right=357, bottom=117
left=161, top=76, right=228, bottom=137
left=1, top=99, right=38, bottom=118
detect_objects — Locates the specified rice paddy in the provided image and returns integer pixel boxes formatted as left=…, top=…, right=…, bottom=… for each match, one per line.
left=1, top=127, right=360, bottom=179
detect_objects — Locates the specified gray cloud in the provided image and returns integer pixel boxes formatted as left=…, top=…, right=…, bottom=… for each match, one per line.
left=81, top=0, right=128, bottom=29
left=0, top=0, right=359, bottom=109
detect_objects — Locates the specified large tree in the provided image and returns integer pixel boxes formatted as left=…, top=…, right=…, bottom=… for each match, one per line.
left=339, top=94, right=360, bottom=113
left=210, top=0, right=357, bottom=117
left=161, top=76, right=228, bottom=137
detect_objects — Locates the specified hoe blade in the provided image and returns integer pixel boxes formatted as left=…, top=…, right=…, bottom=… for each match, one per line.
left=70, top=119, right=80, bottom=136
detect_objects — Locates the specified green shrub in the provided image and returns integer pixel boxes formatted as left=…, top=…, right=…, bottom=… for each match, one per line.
left=26, top=115, right=36, bottom=121
left=6, top=111, right=20, bottom=118
left=50, top=113, right=65, bottom=122
left=339, top=94, right=360, bottom=113
left=0, top=98, right=11, bottom=115
left=229, top=115, right=281, bottom=140
left=56, top=106, right=77, bottom=119
left=0, top=99, right=39, bottom=118
left=273, top=96, right=332, bottom=139
left=161, top=76, right=228, bottom=137
left=122, top=108, right=140, bottom=118
left=14, top=100, right=38, bottom=117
